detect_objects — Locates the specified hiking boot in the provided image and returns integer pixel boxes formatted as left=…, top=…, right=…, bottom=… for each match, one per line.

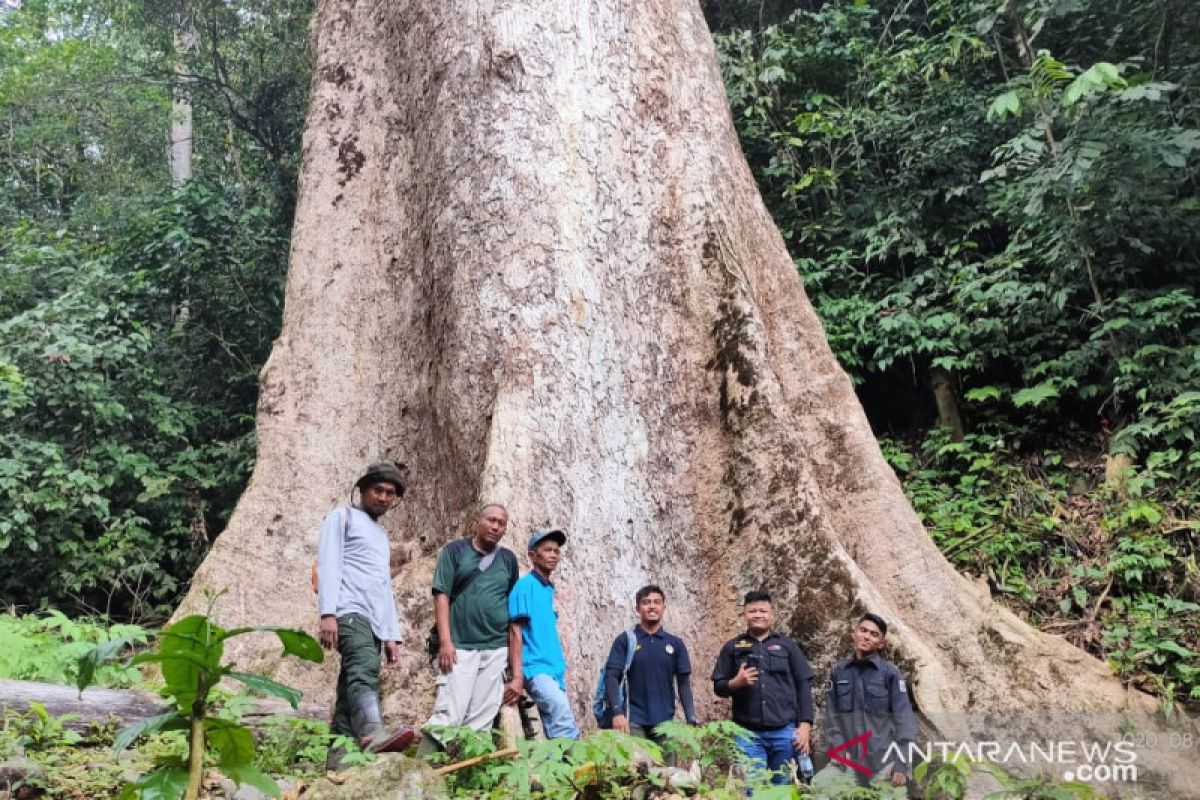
left=350, top=692, right=417, bottom=753
left=363, top=725, right=418, bottom=754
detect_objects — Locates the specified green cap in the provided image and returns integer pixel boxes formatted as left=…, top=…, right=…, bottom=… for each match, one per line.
left=356, top=460, right=405, bottom=497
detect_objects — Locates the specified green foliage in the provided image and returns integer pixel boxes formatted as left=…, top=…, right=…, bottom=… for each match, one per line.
left=914, top=754, right=973, bottom=800
left=0, top=0, right=307, bottom=619
left=0, top=610, right=148, bottom=687
left=3, top=702, right=82, bottom=752
left=0, top=184, right=286, bottom=619
left=0, top=705, right=135, bottom=798
left=425, top=721, right=791, bottom=799
left=251, top=715, right=334, bottom=776
left=77, top=602, right=322, bottom=800
left=892, top=429, right=1199, bottom=706
left=716, top=0, right=1200, bottom=473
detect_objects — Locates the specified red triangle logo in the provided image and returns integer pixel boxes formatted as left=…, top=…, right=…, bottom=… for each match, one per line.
left=826, top=731, right=874, bottom=776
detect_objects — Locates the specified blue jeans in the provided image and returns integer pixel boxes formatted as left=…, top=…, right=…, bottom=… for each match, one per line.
left=525, top=673, right=580, bottom=739
left=737, top=724, right=796, bottom=786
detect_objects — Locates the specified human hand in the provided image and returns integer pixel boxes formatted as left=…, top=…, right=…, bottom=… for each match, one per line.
left=384, top=641, right=400, bottom=668
left=729, top=662, right=759, bottom=690
left=892, top=771, right=908, bottom=787
left=612, top=714, right=630, bottom=734
left=318, top=616, right=338, bottom=650
left=793, top=722, right=811, bottom=755
left=437, top=642, right=457, bottom=674
left=503, top=677, right=523, bottom=706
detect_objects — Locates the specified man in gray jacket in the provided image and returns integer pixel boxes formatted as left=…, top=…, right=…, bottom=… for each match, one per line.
left=317, top=460, right=415, bottom=769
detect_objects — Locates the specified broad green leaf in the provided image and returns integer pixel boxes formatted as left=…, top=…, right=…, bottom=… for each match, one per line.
left=124, top=769, right=189, bottom=800
left=964, top=386, right=1002, bottom=403
left=158, top=615, right=224, bottom=710
left=221, top=764, right=280, bottom=798
left=207, top=718, right=256, bottom=767
left=227, top=671, right=302, bottom=709
left=273, top=629, right=323, bottom=664
left=217, top=626, right=322, bottom=664
left=76, top=631, right=150, bottom=692
left=986, top=91, right=1021, bottom=121
left=1153, top=641, right=1194, bottom=658
left=1012, top=382, right=1060, bottom=408
left=113, top=710, right=186, bottom=752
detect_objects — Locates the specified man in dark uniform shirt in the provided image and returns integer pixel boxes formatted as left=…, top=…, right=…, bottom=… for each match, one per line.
left=604, top=584, right=698, bottom=746
left=712, top=590, right=814, bottom=786
left=814, top=613, right=918, bottom=796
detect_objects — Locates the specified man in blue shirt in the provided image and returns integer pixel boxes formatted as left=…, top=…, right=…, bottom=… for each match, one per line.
left=316, top=461, right=415, bottom=769
left=604, top=584, right=698, bottom=746
left=508, top=528, right=580, bottom=739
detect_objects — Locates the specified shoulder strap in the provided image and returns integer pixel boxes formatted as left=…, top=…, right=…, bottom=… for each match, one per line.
left=621, top=629, right=637, bottom=673
left=618, top=629, right=638, bottom=717
left=446, top=540, right=484, bottom=601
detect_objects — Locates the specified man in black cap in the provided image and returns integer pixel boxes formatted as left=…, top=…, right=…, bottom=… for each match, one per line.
left=316, top=460, right=415, bottom=769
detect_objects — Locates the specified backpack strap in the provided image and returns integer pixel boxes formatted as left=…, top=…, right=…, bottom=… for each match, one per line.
left=445, top=539, right=495, bottom=601
left=619, top=628, right=637, bottom=717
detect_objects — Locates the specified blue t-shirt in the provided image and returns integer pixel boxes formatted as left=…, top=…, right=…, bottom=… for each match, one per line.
left=508, top=571, right=567, bottom=686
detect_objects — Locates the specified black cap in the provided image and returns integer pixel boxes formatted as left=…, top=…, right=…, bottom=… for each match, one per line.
left=356, top=460, right=405, bottom=497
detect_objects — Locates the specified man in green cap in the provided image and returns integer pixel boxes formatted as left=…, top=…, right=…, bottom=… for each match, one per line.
left=316, top=460, right=416, bottom=770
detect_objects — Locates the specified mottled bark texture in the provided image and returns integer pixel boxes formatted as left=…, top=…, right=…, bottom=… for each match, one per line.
left=181, top=0, right=1195, bottom=792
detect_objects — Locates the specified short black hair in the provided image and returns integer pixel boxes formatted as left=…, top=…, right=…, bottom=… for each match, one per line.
left=636, top=585, right=665, bottom=604
left=859, top=613, right=888, bottom=636
left=743, top=590, right=772, bottom=606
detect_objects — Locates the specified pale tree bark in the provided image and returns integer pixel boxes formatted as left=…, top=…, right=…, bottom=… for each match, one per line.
left=180, top=0, right=1195, bottom=793
left=169, top=11, right=197, bottom=187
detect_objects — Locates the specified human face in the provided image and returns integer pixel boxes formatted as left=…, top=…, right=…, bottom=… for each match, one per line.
left=361, top=481, right=398, bottom=519
left=471, top=505, right=509, bottom=551
left=636, top=592, right=665, bottom=628
left=530, top=540, right=560, bottom=577
left=743, top=600, right=774, bottom=637
left=852, top=619, right=886, bottom=659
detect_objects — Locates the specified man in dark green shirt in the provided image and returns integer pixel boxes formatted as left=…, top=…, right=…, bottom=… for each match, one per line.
left=424, top=504, right=521, bottom=734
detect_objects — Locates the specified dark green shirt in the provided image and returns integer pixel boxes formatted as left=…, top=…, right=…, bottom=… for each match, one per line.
left=431, top=538, right=518, bottom=651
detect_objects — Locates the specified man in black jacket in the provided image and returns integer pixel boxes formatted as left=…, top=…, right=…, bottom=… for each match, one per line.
left=712, top=590, right=814, bottom=786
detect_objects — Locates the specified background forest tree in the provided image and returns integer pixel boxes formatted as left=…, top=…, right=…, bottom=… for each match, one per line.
left=2, top=0, right=1199, bottom=706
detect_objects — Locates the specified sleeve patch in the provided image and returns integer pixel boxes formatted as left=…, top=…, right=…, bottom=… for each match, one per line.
left=898, top=678, right=907, bottom=693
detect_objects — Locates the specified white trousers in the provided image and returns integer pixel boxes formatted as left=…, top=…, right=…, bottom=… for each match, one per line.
left=425, top=647, right=508, bottom=732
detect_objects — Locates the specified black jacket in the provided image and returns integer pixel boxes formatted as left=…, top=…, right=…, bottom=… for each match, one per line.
left=712, top=631, right=814, bottom=730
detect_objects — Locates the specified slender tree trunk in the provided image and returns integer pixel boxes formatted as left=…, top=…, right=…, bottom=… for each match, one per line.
left=180, top=1, right=1195, bottom=793
left=169, top=14, right=197, bottom=187
left=930, top=367, right=965, bottom=441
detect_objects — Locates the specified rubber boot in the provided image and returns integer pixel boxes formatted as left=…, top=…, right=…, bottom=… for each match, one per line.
left=351, top=692, right=417, bottom=754
left=324, top=742, right=348, bottom=772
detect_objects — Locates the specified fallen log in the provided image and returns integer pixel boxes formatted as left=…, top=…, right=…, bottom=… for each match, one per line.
left=0, top=679, right=328, bottom=733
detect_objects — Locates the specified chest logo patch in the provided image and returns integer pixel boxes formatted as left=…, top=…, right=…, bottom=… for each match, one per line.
left=665, top=644, right=674, bottom=655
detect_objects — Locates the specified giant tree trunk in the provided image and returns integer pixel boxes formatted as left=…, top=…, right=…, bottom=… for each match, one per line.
left=181, top=0, right=1195, bottom=793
